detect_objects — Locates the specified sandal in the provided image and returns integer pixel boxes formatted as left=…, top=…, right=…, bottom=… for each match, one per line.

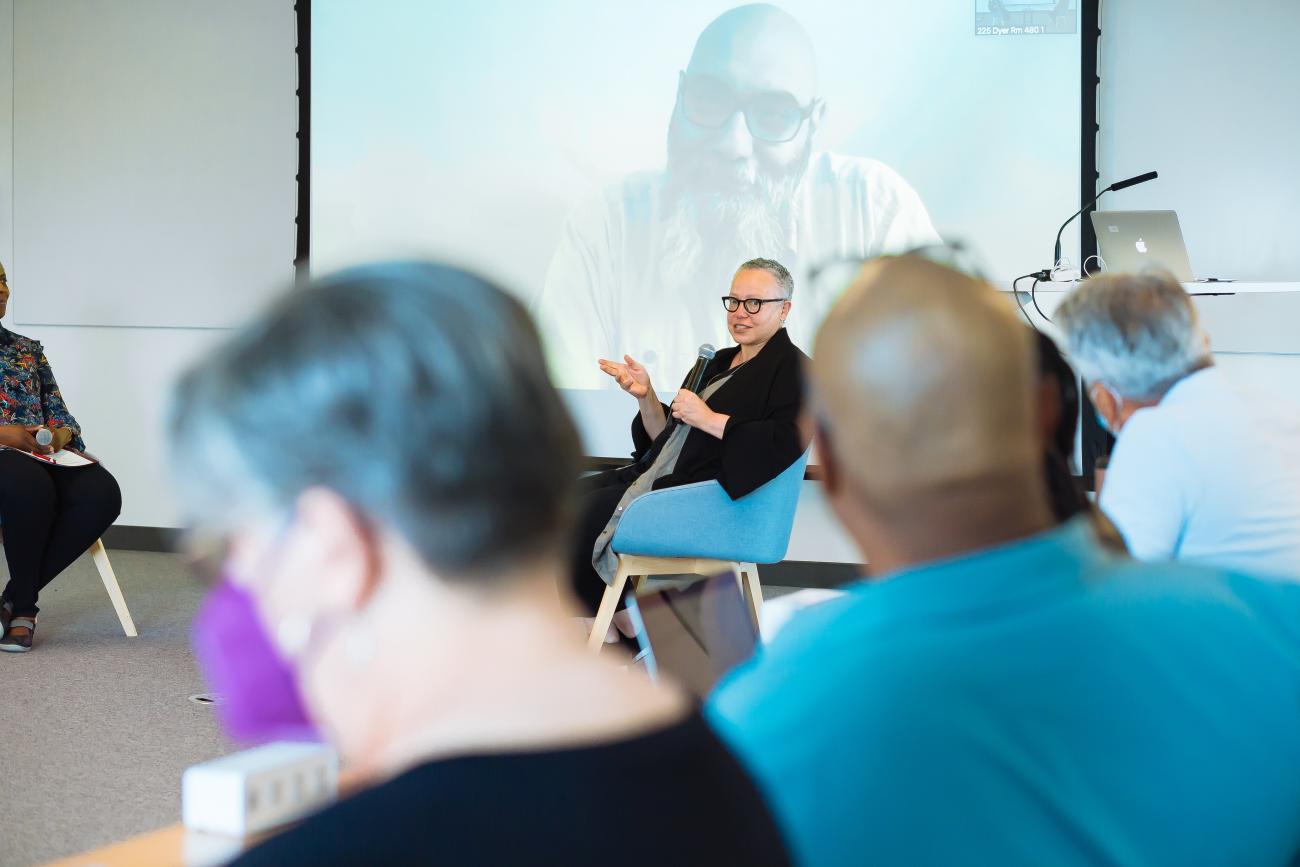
left=0, top=617, right=35, bottom=653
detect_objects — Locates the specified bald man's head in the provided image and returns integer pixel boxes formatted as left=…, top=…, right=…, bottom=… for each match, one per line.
left=687, top=4, right=817, bottom=104
left=811, top=256, right=1040, bottom=513
left=665, top=5, right=822, bottom=286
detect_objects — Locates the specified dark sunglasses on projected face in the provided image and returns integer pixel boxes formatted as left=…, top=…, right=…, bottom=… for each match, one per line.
left=678, top=72, right=819, bottom=144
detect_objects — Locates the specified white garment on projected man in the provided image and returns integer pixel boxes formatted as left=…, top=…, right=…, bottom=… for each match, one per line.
left=532, top=5, right=939, bottom=390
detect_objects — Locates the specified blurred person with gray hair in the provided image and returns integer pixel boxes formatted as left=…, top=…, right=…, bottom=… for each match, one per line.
left=169, top=262, right=790, bottom=866
left=708, top=254, right=1300, bottom=866
left=1055, top=271, right=1300, bottom=579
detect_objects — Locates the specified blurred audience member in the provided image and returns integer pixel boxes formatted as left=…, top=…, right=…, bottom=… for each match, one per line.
left=1033, top=330, right=1125, bottom=552
left=1056, top=271, right=1300, bottom=578
left=170, top=263, right=790, bottom=866
left=761, top=325, right=1124, bottom=645
left=709, top=255, right=1300, bottom=866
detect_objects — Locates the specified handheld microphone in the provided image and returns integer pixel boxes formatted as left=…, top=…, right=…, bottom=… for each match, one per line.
left=660, top=344, right=717, bottom=439
left=624, top=344, right=718, bottom=471
left=1053, top=170, right=1159, bottom=269
left=35, top=428, right=53, bottom=448
left=683, top=344, right=717, bottom=395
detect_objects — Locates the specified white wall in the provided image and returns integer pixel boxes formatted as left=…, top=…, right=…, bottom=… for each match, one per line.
left=1097, top=0, right=1300, bottom=410
left=1098, top=0, right=1300, bottom=283
left=12, top=2, right=296, bottom=329
left=0, top=1, right=296, bottom=528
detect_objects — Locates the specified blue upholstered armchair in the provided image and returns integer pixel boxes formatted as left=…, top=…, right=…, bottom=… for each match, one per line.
left=587, top=450, right=811, bottom=650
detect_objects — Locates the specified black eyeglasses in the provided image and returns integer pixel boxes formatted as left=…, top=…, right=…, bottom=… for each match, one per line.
left=722, top=296, right=788, bottom=314
left=679, top=73, right=818, bottom=144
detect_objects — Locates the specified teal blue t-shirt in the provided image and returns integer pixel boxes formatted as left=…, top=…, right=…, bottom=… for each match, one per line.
left=708, top=520, right=1300, bottom=866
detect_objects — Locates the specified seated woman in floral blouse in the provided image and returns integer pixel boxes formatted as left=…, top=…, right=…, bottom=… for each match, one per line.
left=0, top=262, right=121, bottom=652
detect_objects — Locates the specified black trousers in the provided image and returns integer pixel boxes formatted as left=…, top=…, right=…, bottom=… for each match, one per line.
left=0, top=451, right=122, bottom=616
left=569, top=479, right=632, bottom=617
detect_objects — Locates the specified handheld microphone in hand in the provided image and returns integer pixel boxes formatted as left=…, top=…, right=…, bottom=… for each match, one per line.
left=624, top=344, right=718, bottom=471
left=35, top=428, right=53, bottom=448
left=660, top=344, right=717, bottom=438
left=1052, top=170, right=1158, bottom=270
left=683, top=344, right=718, bottom=395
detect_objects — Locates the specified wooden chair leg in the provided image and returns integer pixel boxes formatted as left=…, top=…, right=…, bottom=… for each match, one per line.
left=90, top=538, right=138, bottom=638
left=738, top=562, right=763, bottom=637
left=587, top=559, right=633, bottom=653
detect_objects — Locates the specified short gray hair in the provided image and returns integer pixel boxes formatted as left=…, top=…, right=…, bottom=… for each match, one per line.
left=168, top=261, right=581, bottom=582
left=737, top=258, right=794, bottom=298
left=1054, top=270, right=1210, bottom=400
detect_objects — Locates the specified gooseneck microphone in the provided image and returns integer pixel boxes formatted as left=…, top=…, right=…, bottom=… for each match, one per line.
left=1108, top=170, right=1160, bottom=192
left=1053, top=170, right=1158, bottom=268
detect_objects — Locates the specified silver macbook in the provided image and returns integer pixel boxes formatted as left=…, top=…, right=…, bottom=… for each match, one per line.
left=1090, top=210, right=1195, bottom=282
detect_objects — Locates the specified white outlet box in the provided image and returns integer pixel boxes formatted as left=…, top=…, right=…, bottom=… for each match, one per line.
left=182, top=742, right=339, bottom=837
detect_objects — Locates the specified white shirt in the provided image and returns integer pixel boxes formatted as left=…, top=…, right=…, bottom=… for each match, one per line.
left=532, top=152, right=938, bottom=389
left=1101, top=367, right=1300, bottom=580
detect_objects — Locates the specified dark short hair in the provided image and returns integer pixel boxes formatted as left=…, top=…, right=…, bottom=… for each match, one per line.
left=737, top=258, right=794, bottom=298
left=1034, top=330, right=1079, bottom=460
left=169, top=261, right=581, bottom=581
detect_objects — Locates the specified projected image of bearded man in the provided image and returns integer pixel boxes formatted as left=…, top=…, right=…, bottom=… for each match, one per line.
left=660, top=65, right=809, bottom=299
left=537, top=3, right=938, bottom=390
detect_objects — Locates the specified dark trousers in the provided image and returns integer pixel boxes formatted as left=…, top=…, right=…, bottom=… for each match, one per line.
left=569, top=479, right=631, bottom=617
left=0, top=451, right=122, bottom=616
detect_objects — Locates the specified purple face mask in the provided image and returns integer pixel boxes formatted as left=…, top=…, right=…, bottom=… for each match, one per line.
left=192, top=578, right=320, bottom=744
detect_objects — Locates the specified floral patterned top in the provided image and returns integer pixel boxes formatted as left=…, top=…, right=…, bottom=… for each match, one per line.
left=0, top=327, right=85, bottom=451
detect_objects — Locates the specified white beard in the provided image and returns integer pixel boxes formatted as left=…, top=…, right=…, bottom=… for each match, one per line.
left=658, top=169, right=802, bottom=292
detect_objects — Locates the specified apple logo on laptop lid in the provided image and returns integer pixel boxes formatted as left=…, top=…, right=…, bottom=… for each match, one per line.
left=1135, top=237, right=1148, bottom=253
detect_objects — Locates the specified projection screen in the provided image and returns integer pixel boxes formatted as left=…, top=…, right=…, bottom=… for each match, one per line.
left=312, top=0, right=1082, bottom=455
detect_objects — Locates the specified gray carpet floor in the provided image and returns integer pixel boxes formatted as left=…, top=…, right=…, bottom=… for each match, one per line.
left=1, top=549, right=232, bottom=867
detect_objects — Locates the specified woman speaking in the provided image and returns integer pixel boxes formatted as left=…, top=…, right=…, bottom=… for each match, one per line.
left=0, top=261, right=122, bottom=652
left=573, top=258, right=808, bottom=623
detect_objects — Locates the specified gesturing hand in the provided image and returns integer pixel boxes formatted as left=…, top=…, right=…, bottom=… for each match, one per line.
left=598, top=355, right=652, bottom=399
left=670, top=389, right=729, bottom=439
left=0, top=425, right=40, bottom=453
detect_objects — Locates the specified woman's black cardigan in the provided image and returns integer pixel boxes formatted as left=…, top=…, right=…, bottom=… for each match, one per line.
left=621, top=327, right=808, bottom=500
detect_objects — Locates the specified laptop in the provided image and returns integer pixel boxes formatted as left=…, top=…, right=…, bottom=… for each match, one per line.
left=1089, top=210, right=1195, bottom=282
left=627, top=573, right=759, bottom=698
